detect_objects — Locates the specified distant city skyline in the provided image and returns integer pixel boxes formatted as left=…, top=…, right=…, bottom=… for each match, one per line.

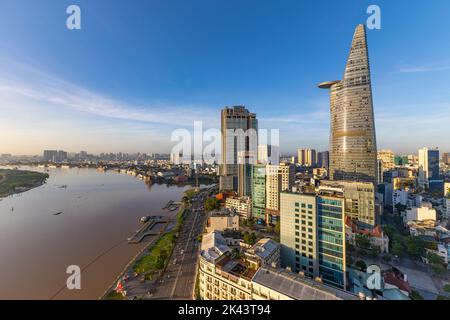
left=1, top=1, right=450, bottom=155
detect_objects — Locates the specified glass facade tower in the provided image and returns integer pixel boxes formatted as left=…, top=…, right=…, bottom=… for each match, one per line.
left=319, top=24, right=378, bottom=184
left=219, top=106, right=258, bottom=192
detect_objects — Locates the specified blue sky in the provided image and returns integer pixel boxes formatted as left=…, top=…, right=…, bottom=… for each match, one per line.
left=0, top=0, right=449, bottom=155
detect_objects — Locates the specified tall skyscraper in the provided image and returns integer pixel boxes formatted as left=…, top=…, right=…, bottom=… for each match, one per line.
left=319, top=24, right=377, bottom=184
left=220, top=106, right=258, bottom=192
left=418, top=147, right=443, bottom=192
left=297, top=149, right=317, bottom=167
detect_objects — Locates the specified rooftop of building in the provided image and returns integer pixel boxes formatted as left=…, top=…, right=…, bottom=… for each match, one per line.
left=345, top=217, right=385, bottom=238
left=216, top=255, right=258, bottom=281
left=247, top=238, right=279, bottom=260
left=200, top=231, right=231, bottom=263
left=209, top=208, right=237, bottom=217
left=281, top=186, right=345, bottom=199
left=252, top=267, right=358, bottom=300
left=383, top=268, right=412, bottom=294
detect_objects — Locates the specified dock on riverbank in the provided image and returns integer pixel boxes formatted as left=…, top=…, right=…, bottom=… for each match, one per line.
left=127, top=216, right=172, bottom=244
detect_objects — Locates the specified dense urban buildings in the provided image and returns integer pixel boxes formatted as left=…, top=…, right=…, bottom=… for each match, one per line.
left=320, top=180, right=377, bottom=227
left=297, top=149, right=317, bottom=167
left=378, top=150, right=395, bottom=171
left=43, top=150, right=67, bottom=163
left=219, top=106, right=258, bottom=192
left=197, top=231, right=354, bottom=300
left=319, top=24, right=378, bottom=184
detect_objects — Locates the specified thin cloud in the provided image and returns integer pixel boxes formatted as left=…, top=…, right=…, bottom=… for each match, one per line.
left=0, top=68, right=218, bottom=128
left=398, top=65, right=450, bottom=73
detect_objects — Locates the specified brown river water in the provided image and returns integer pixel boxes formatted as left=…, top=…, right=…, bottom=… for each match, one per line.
left=0, top=166, right=196, bottom=300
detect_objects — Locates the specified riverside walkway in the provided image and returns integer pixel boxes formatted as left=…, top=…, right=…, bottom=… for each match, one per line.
left=127, top=216, right=172, bottom=244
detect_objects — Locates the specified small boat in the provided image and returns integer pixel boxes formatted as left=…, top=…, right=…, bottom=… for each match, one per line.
left=140, top=216, right=151, bottom=223
left=53, top=212, right=63, bottom=216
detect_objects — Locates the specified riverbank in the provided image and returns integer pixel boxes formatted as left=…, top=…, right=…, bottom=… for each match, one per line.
left=0, top=169, right=49, bottom=198
left=0, top=166, right=199, bottom=299
left=102, top=193, right=192, bottom=300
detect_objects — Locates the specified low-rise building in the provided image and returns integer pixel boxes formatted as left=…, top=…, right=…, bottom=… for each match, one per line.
left=245, top=238, right=280, bottom=269
left=345, top=218, right=389, bottom=254
left=206, top=209, right=239, bottom=233
left=393, top=189, right=409, bottom=209
left=407, top=220, right=437, bottom=238
left=405, top=204, right=437, bottom=222
left=225, top=196, right=252, bottom=219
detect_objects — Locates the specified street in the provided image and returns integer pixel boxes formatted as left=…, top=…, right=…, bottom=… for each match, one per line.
left=149, top=188, right=211, bottom=299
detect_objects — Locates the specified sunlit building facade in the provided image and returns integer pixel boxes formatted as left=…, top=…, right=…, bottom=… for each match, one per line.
left=220, top=106, right=258, bottom=192
left=319, top=24, right=377, bottom=184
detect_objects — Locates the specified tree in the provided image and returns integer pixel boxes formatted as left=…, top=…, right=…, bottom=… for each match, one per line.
left=243, top=232, right=257, bottom=245
left=355, top=234, right=371, bottom=249
left=395, top=203, right=407, bottom=213
left=391, top=242, right=404, bottom=257
left=368, top=247, right=381, bottom=258
left=347, top=243, right=355, bottom=252
left=405, top=237, right=425, bottom=257
left=274, top=221, right=280, bottom=235
left=355, top=260, right=367, bottom=271
left=443, top=284, right=450, bottom=293
left=204, top=198, right=220, bottom=212
left=427, top=252, right=443, bottom=265
left=347, top=256, right=354, bottom=266
left=382, top=254, right=391, bottom=262
left=431, top=263, right=446, bottom=275
left=410, top=290, right=424, bottom=300
left=155, top=249, right=168, bottom=269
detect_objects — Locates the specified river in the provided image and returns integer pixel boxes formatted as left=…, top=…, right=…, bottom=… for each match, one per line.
left=0, top=166, right=198, bottom=299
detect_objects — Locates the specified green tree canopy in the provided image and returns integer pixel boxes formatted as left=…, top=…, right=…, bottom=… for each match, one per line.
left=204, top=197, right=220, bottom=212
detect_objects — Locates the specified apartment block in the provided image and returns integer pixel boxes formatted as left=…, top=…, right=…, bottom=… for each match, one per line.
left=280, top=188, right=347, bottom=289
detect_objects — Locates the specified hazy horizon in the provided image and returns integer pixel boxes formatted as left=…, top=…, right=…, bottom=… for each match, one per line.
left=1, top=1, right=449, bottom=156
